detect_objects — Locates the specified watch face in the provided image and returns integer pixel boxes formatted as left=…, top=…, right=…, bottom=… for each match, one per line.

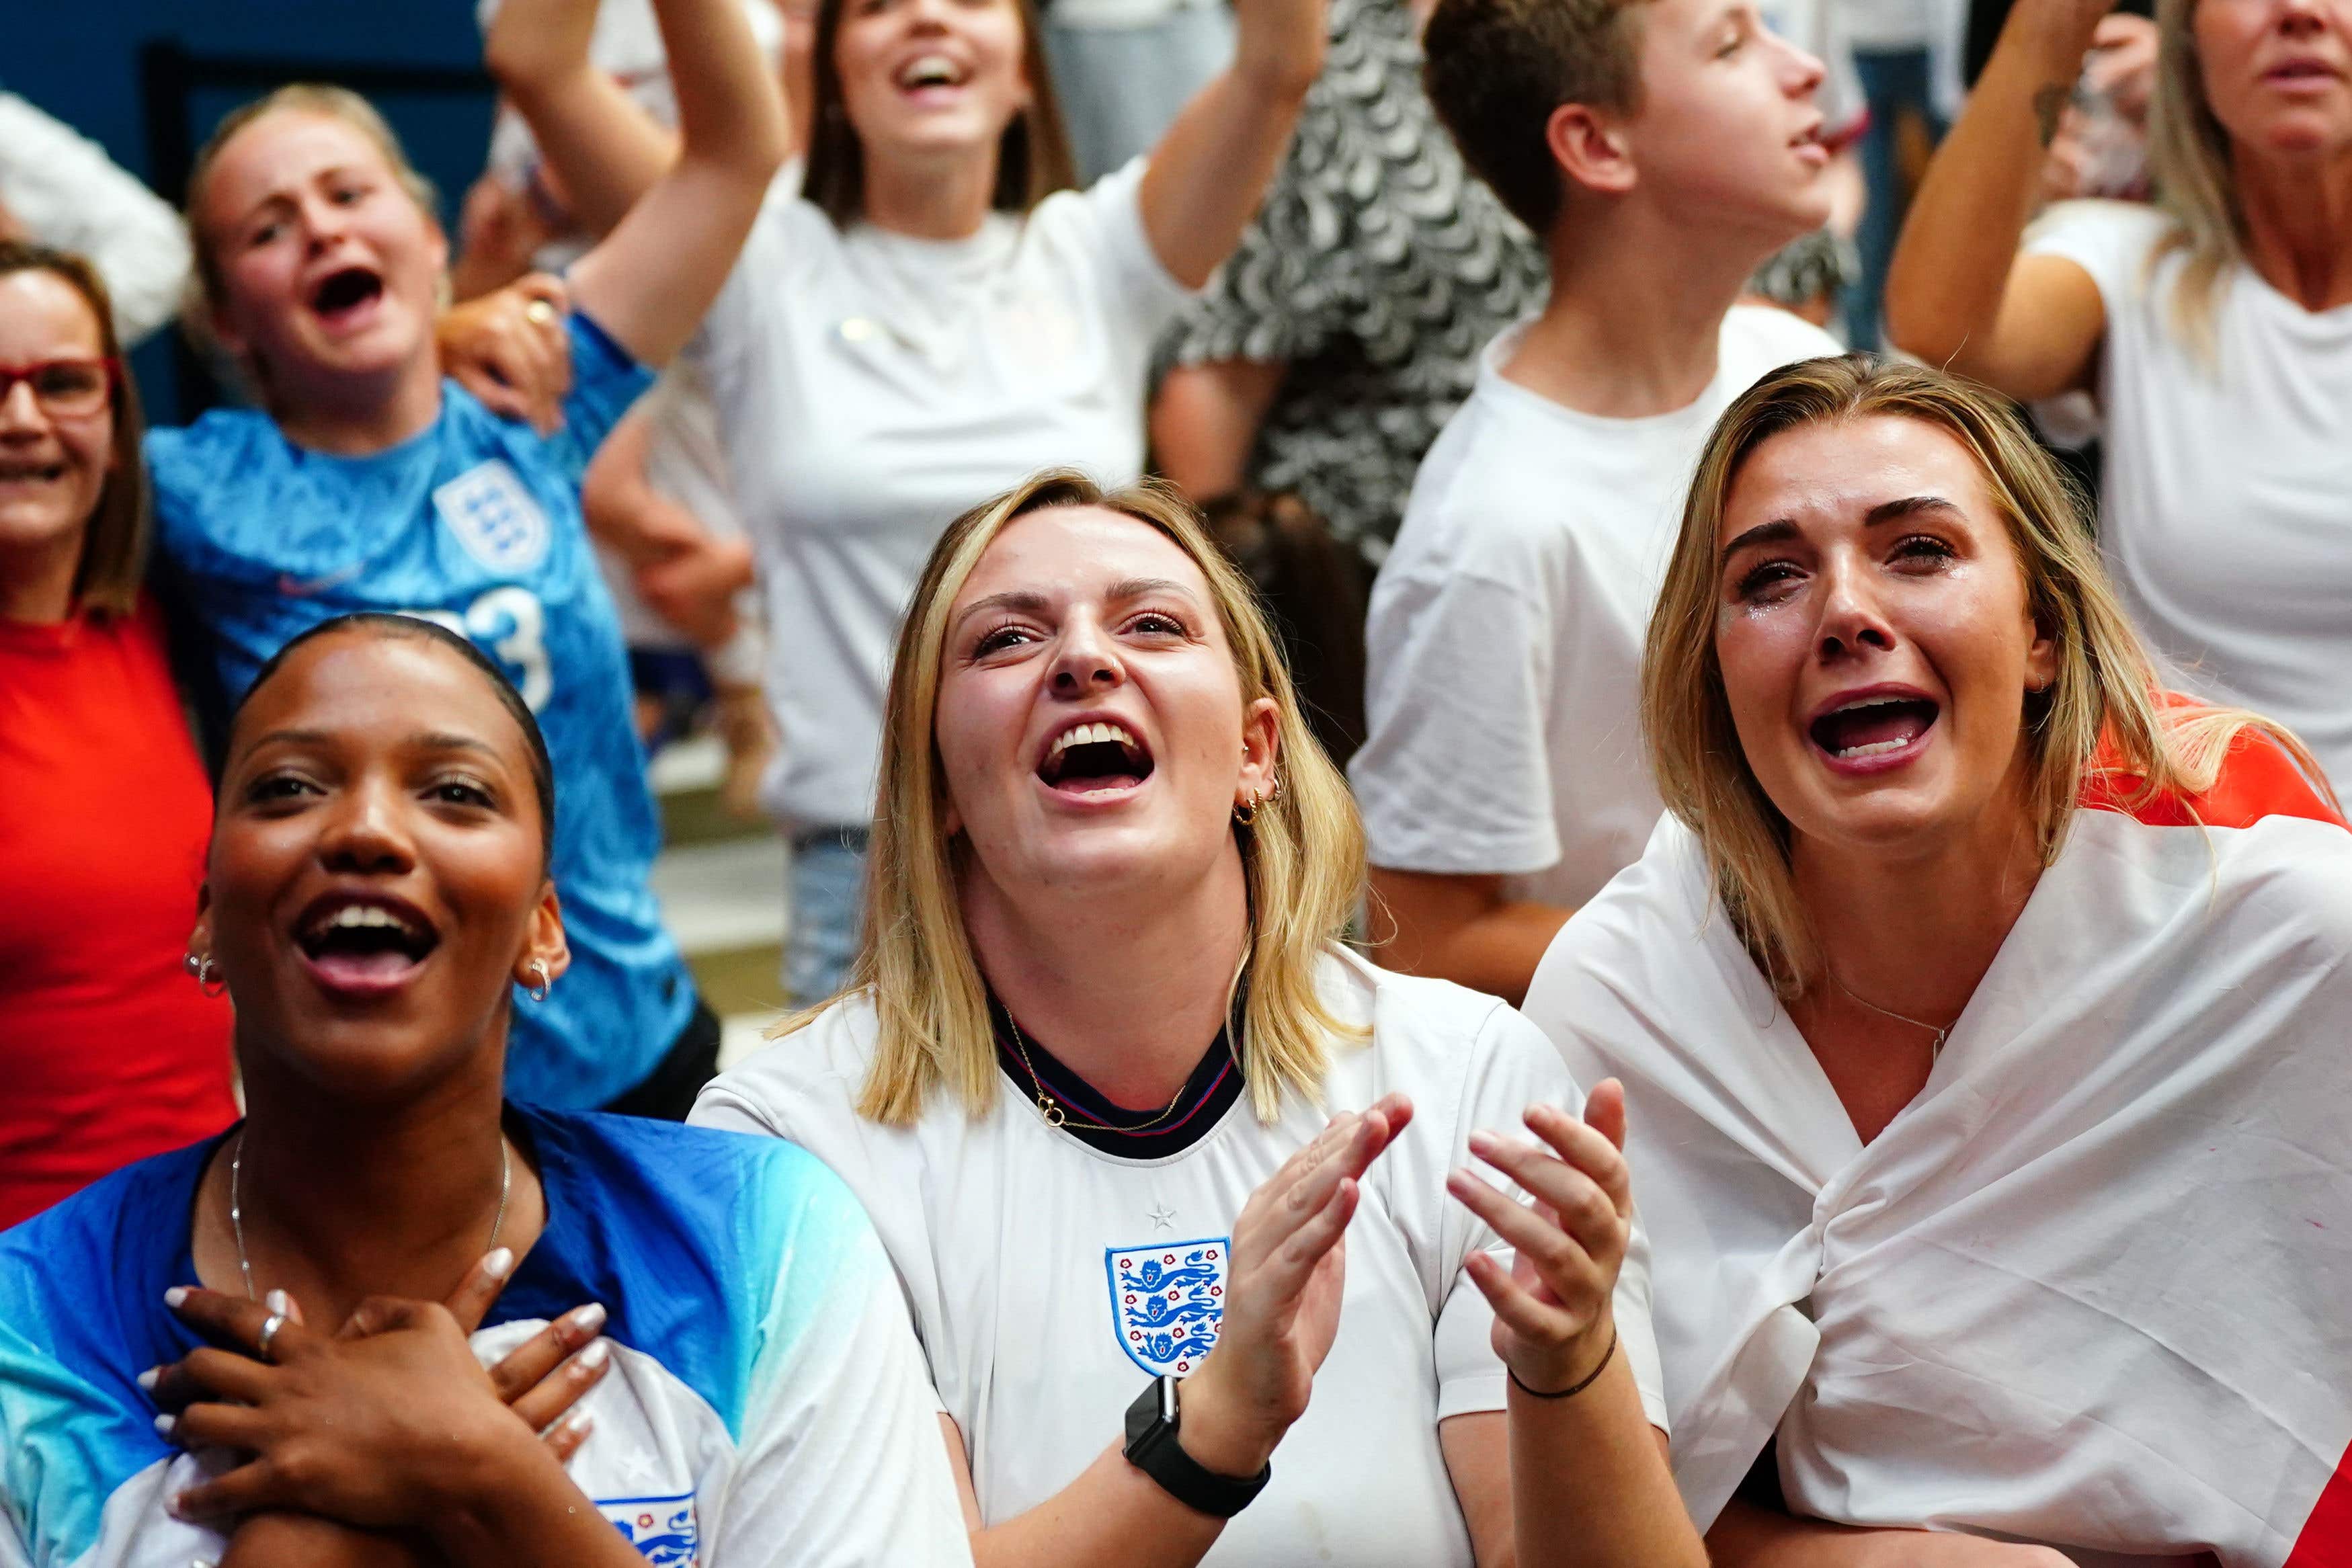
left=1125, top=1377, right=1166, bottom=1449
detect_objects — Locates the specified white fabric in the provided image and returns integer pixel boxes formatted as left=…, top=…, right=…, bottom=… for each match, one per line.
left=41, top=1299, right=971, bottom=1568
left=2027, top=200, right=2352, bottom=796
left=1523, top=809, right=2352, bottom=1561
left=697, top=159, right=1193, bottom=829
left=692, top=948, right=1670, bottom=1565
left=0, top=94, right=191, bottom=347
left=1354, top=306, right=1840, bottom=909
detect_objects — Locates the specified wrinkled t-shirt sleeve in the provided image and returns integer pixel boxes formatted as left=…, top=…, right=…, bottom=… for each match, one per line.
left=544, top=308, right=657, bottom=479
left=1069, top=157, right=1199, bottom=346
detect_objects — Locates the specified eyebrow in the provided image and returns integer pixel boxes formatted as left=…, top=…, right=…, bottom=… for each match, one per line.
left=237, top=728, right=503, bottom=761
left=1105, top=577, right=1200, bottom=606
left=1719, top=495, right=1963, bottom=565
left=952, top=577, right=1201, bottom=632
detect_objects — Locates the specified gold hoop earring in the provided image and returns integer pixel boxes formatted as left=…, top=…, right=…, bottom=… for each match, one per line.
left=1233, top=788, right=1264, bottom=827
left=526, top=959, right=551, bottom=1004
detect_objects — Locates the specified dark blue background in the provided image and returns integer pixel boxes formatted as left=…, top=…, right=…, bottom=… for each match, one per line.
left=9, top=0, right=497, bottom=423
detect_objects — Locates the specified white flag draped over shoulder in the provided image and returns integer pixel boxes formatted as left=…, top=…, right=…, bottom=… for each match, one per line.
left=1525, top=806, right=2352, bottom=1566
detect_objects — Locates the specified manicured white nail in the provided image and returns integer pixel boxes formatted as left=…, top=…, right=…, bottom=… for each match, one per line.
left=567, top=1302, right=607, bottom=1334
left=577, top=1339, right=610, bottom=1371
left=265, top=1289, right=293, bottom=1317
left=137, top=1367, right=160, bottom=1393
left=482, top=1247, right=516, bottom=1280
left=565, top=1410, right=594, bottom=1436
left=164, top=1287, right=190, bottom=1309
left=154, top=1413, right=177, bottom=1438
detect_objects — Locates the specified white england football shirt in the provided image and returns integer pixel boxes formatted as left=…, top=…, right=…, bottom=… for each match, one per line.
left=0, top=1110, right=973, bottom=1568
left=693, top=948, right=1668, bottom=1567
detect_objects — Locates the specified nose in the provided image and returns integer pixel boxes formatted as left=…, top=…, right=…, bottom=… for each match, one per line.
left=1778, top=30, right=1828, bottom=96
left=316, top=776, right=417, bottom=877
left=2275, top=0, right=2324, bottom=33
left=300, top=194, right=355, bottom=254
left=1047, top=614, right=1126, bottom=697
left=1812, top=554, right=1898, bottom=664
left=0, top=378, right=47, bottom=434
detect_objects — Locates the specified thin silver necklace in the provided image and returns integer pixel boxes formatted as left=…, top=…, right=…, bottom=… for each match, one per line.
left=1826, top=969, right=1954, bottom=1062
left=229, top=1129, right=512, bottom=1303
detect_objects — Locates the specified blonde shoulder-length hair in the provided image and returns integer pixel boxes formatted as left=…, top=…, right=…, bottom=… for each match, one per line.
left=1643, top=355, right=2330, bottom=997
left=780, top=469, right=1370, bottom=1127
left=2146, top=0, right=2250, bottom=354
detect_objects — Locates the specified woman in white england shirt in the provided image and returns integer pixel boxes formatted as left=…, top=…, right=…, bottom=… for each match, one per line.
left=491, top=0, right=1324, bottom=1002
left=1882, top=0, right=2352, bottom=792
left=691, top=472, right=1706, bottom=1567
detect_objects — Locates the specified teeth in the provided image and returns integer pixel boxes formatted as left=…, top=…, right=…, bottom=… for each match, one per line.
left=323, top=905, right=415, bottom=935
left=1837, top=738, right=1912, bottom=758
left=1051, top=721, right=1137, bottom=757
left=1834, top=696, right=1908, bottom=714
left=901, top=53, right=959, bottom=87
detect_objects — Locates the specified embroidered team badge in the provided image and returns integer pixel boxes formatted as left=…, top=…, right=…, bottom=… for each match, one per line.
left=1107, top=1237, right=1228, bottom=1376
left=434, top=460, right=551, bottom=573
left=598, top=1493, right=699, bottom=1565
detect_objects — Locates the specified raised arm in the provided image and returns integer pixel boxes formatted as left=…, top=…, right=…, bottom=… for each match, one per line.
left=485, top=1, right=680, bottom=236
left=499, top=0, right=786, bottom=368
left=1880, top=0, right=2112, bottom=397
left=1136, top=0, right=1325, bottom=288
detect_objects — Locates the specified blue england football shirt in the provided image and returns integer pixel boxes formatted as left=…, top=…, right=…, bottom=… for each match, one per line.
left=147, top=315, right=693, bottom=1106
left=0, top=1109, right=973, bottom=1567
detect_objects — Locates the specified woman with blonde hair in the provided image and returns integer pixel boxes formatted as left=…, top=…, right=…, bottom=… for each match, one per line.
left=143, top=0, right=786, bottom=1118
left=693, top=470, right=1705, bottom=1567
left=1523, top=354, right=2352, bottom=1565
left=1881, top=0, right=2352, bottom=792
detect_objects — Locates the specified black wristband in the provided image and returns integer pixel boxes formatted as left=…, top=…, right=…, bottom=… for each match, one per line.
left=1506, top=1325, right=1619, bottom=1401
left=1122, top=1376, right=1271, bottom=1518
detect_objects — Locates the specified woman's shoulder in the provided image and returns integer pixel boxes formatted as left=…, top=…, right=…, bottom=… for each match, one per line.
left=690, top=992, right=885, bottom=1138
left=2023, top=198, right=2183, bottom=301
left=145, top=409, right=282, bottom=499
left=1320, top=948, right=1567, bottom=1097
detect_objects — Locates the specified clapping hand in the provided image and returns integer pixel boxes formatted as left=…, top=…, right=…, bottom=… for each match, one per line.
left=1175, top=1094, right=1414, bottom=1478
left=1447, top=1080, right=1633, bottom=1396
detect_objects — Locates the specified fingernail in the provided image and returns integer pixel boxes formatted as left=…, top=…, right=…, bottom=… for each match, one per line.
left=1467, top=1130, right=1498, bottom=1155
left=154, top=1413, right=177, bottom=1438
left=567, top=1302, right=607, bottom=1334
left=137, top=1366, right=160, bottom=1393
left=565, top=1410, right=594, bottom=1436
left=577, top=1339, right=610, bottom=1372
left=483, top=1247, right=516, bottom=1280
left=164, top=1286, right=189, bottom=1309
left=265, top=1289, right=292, bottom=1317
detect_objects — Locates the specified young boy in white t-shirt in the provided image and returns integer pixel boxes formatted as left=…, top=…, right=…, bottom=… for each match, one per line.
left=1351, top=0, right=1844, bottom=1003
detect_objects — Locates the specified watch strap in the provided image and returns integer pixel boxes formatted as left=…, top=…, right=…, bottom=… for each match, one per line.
left=1122, top=1376, right=1270, bottom=1518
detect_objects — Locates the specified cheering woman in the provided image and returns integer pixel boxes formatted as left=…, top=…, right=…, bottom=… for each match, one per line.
left=490, top=0, right=1328, bottom=1003
left=0, top=613, right=969, bottom=1567
left=0, top=241, right=235, bottom=1227
left=695, top=472, right=1704, bottom=1567
left=142, top=0, right=786, bottom=1118
left=1526, top=356, right=2352, bottom=1564
left=1883, top=0, right=2352, bottom=792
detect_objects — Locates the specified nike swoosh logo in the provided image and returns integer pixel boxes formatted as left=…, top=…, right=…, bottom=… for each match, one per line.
left=275, top=565, right=366, bottom=597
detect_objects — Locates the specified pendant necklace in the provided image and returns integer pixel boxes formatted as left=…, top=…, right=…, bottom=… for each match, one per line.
left=229, top=1129, right=512, bottom=1302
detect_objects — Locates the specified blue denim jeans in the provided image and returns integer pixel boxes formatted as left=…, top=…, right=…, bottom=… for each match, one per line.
left=1848, top=46, right=1951, bottom=352
left=784, top=827, right=871, bottom=1007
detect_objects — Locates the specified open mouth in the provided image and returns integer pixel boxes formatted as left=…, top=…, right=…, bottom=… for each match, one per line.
left=1037, top=720, right=1154, bottom=797
left=896, top=52, right=969, bottom=91
left=0, top=460, right=67, bottom=485
left=308, top=265, right=385, bottom=325
left=294, top=892, right=440, bottom=995
left=1808, top=693, right=1940, bottom=763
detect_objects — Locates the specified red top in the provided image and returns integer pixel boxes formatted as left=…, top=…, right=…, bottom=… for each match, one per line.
left=2082, top=693, right=2347, bottom=830
left=0, top=595, right=235, bottom=1229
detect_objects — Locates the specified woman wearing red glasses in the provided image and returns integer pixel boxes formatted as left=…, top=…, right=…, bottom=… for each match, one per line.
left=0, top=239, right=236, bottom=1228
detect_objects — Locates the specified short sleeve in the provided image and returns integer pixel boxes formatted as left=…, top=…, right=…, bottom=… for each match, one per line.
left=1063, top=158, right=1197, bottom=345
left=541, top=309, right=657, bottom=479
left=1353, top=565, right=1563, bottom=878
left=1429, top=1005, right=1669, bottom=1432
left=1162, top=95, right=1350, bottom=368
left=2022, top=199, right=2173, bottom=308
left=711, top=1160, right=972, bottom=1567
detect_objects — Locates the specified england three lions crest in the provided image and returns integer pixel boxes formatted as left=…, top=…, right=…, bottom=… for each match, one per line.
left=598, top=1493, right=699, bottom=1565
left=1107, top=1237, right=1228, bottom=1376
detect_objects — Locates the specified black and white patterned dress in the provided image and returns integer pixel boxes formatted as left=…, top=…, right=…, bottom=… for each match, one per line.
left=1162, top=0, right=1549, bottom=557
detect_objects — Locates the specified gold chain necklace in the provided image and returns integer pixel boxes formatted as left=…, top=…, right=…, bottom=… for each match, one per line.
left=1826, top=969, right=1953, bottom=1062
left=1004, top=1011, right=1190, bottom=1134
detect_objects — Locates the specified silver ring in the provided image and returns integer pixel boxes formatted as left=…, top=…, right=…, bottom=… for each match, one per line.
left=256, top=1312, right=286, bottom=1362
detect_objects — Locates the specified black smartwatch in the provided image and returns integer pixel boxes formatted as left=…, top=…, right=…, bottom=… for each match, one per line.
left=1121, top=1374, right=1272, bottom=1518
